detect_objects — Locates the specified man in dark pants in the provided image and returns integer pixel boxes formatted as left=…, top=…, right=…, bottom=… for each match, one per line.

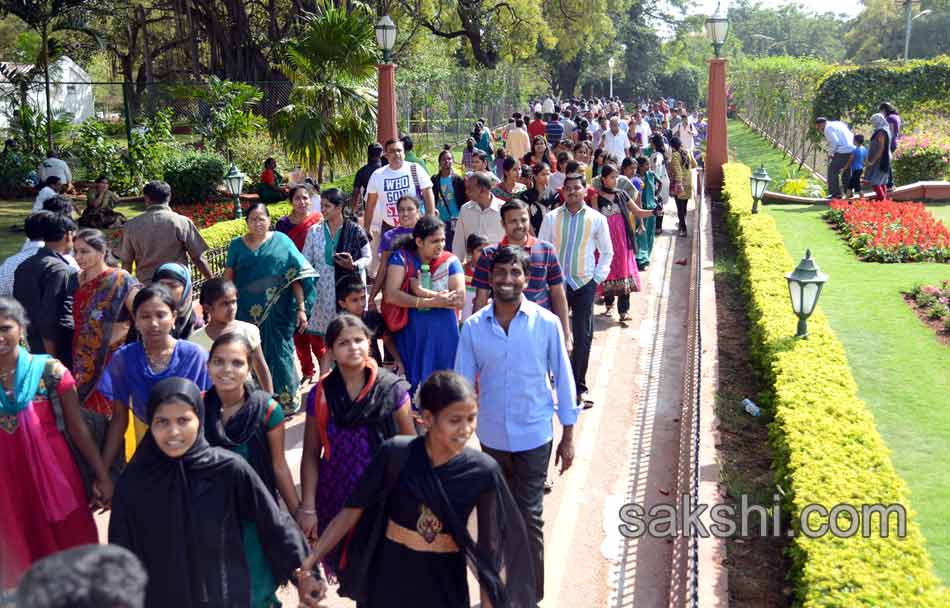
left=815, top=117, right=855, bottom=199
left=455, top=246, right=578, bottom=602
left=539, top=173, right=614, bottom=407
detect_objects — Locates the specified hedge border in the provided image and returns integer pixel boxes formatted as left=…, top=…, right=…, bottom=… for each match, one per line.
left=197, top=202, right=293, bottom=249
left=721, top=162, right=949, bottom=607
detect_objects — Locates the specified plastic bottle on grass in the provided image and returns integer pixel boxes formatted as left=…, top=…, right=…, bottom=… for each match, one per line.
left=742, top=398, right=760, bottom=417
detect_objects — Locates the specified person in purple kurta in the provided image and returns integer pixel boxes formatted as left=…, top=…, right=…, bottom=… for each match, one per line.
left=296, top=314, right=415, bottom=578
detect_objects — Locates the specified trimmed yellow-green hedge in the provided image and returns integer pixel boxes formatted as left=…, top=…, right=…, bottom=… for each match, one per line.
left=721, top=162, right=950, bottom=607
left=197, top=202, right=293, bottom=249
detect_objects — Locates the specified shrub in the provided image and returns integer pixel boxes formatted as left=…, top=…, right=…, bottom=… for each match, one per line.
left=722, top=162, right=948, bottom=607
left=892, top=134, right=950, bottom=185
left=929, top=302, right=949, bottom=320
left=197, top=202, right=293, bottom=248
left=823, top=200, right=950, bottom=263
left=69, top=119, right=133, bottom=192
left=228, top=133, right=295, bottom=192
left=163, top=152, right=227, bottom=204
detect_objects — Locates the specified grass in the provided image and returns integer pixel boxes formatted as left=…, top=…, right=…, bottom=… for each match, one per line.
left=729, top=118, right=950, bottom=582
left=727, top=119, right=815, bottom=185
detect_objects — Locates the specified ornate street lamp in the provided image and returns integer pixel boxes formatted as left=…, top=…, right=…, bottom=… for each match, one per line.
left=750, top=163, right=771, bottom=214
left=786, top=249, right=828, bottom=338
left=608, top=56, right=615, bottom=99
left=223, top=163, right=246, bottom=219
left=375, top=15, right=397, bottom=63
left=705, top=2, right=729, bottom=59
left=374, top=15, right=398, bottom=145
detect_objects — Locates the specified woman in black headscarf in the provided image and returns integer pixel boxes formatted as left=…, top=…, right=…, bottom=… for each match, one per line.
left=107, top=377, right=319, bottom=608
left=301, top=371, right=537, bottom=608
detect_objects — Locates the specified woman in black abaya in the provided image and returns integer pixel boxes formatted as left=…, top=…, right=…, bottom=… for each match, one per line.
left=108, top=377, right=320, bottom=608
left=302, top=371, right=537, bottom=608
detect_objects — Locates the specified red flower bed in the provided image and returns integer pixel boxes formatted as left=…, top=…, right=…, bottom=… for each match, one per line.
left=822, top=199, right=950, bottom=263
left=172, top=199, right=247, bottom=229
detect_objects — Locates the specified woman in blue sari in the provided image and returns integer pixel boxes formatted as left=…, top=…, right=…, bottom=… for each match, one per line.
left=383, top=216, right=465, bottom=402
left=225, top=202, right=317, bottom=414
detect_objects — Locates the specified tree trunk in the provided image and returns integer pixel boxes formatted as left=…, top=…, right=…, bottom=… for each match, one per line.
left=42, top=25, right=53, bottom=152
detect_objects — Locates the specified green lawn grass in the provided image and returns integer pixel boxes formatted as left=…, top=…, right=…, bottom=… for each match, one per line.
left=0, top=198, right=148, bottom=261
left=727, top=119, right=815, bottom=185
left=729, top=119, right=950, bottom=582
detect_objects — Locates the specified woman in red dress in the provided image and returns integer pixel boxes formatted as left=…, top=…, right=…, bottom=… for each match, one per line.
left=0, top=297, right=112, bottom=590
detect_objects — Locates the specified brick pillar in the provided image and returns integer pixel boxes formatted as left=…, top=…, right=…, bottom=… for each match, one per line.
left=705, top=58, right=728, bottom=198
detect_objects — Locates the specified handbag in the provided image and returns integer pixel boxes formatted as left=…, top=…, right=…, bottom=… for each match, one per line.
left=380, top=249, right=416, bottom=333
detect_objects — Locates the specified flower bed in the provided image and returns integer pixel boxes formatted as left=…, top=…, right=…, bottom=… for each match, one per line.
left=823, top=200, right=950, bottom=263
left=906, top=281, right=950, bottom=340
left=722, top=163, right=948, bottom=607
left=172, top=199, right=250, bottom=229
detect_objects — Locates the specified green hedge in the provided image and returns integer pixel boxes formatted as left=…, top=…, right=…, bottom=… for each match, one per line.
left=163, top=152, right=228, bottom=205
left=813, top=56, right=950, bottom=125
left=721, top=162, right=949, bottom=607
left=197, top=202, right=293, bottom=249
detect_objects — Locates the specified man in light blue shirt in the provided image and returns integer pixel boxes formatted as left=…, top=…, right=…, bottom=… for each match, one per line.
left=455, top=245, right=578, bottom=602
left=816, top=117, right=855, bottom=199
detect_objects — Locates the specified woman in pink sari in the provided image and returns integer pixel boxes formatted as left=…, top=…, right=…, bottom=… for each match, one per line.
left=276, top=185, right=323, bottom=380
left=0, top=297, right=113, bottom=590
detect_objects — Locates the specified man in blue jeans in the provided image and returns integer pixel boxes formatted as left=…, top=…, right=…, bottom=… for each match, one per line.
left=539, top=173, right=614, bottom=407
left=455, top=245, right=579, bottom=602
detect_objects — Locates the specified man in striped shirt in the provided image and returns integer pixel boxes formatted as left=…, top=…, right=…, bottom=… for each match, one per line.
left=539, top=173, right=613, bottom=408
left=471, top=199, right=571, bottom=350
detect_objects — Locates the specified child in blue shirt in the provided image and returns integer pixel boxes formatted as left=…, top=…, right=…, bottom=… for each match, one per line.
left=847, top=134, right=867, bottom=199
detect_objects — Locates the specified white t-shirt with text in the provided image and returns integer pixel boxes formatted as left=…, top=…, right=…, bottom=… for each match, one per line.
left=366, top=162, right=433, bottom=230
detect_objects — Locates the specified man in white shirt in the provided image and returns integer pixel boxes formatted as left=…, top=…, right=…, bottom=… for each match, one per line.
left=539, top=173, right=613, bottom=407
left=506, top=118, right=531, bottom=160
left=364, top=138, right=436, bottom=244
left=602, top=117, right=629, bottom=165
left=542, top=97, right=555, bottom=117
left=37, top=151, right=71, bottom=185
left=815, top=117, right=856, bottom=199
left=33, top=176, right=63, bottom=212
left=453, top=172, right=505, bottom=254
left=674, top=109, right=698, bottom=154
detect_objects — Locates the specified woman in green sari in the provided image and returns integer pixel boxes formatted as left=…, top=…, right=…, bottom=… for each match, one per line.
left=635, top=156, right=659, bottom=270
left=224, top=202, right=317, bottom=414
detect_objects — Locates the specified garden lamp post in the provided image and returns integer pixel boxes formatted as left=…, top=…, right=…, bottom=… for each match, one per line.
left=224, top=163, right=246, bottom=220
left=750, top=163, right=771, bottom=214
left=786, top=249, right=828, bottom=338
left=704, top=2, right=729, bottom=198
left=375, top=15, right=398, bottom=145
left=608, top=56, right=615, bottom=98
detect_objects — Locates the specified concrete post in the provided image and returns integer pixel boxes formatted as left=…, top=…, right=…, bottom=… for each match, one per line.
left=705, top=58, right=728, bottom=198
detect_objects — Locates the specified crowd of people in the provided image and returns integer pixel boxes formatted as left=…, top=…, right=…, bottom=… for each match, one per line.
left=0, top=93, right=703, bottom=607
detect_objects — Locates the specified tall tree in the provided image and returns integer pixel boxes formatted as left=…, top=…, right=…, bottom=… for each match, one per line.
left=270, top=0, right=378, bottom=180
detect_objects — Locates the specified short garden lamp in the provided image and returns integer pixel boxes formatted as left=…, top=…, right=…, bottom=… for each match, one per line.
left=705, top=2, right=729, bottom=58
left=224, top=163, right=246, bottom=220
left=750, top=163, right=771, bottom=214
left=375, top=15, right=397, bottom=63
left=785, top=249, right=828, bottom=339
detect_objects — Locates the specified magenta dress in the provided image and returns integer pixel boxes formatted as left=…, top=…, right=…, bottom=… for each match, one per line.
left=0, top=356, right=97, bottom=589
left=597, top=193, right=641, bottom=295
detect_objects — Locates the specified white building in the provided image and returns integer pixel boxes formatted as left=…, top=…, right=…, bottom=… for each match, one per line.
left=0, top=56, right=94, bottom=130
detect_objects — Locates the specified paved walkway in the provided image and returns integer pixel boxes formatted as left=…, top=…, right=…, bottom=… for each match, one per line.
left=94, top=201, right=697, bottom=608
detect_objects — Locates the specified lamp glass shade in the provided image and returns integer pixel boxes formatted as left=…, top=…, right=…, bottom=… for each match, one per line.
left=750, top=164, right=772, bottom=200
left=224, top=164, right=245, bottom=196
left=785, top=249, right=828, bottom=317
left=705, top=4, right=729, bottom=46
left=375, top=15, right=397, bottom=52
left=608, top=57, right=616, bottom=69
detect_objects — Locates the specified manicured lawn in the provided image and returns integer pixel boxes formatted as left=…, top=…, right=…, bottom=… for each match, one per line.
left=727, top=119, right=815, bottom=184
left=729, top=119, right=950, bottom=582
left=0, top=198, right=147, bottom=261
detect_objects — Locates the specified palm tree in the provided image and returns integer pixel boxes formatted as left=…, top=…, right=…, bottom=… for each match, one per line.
left=270, top=0, right=379, bottom=182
